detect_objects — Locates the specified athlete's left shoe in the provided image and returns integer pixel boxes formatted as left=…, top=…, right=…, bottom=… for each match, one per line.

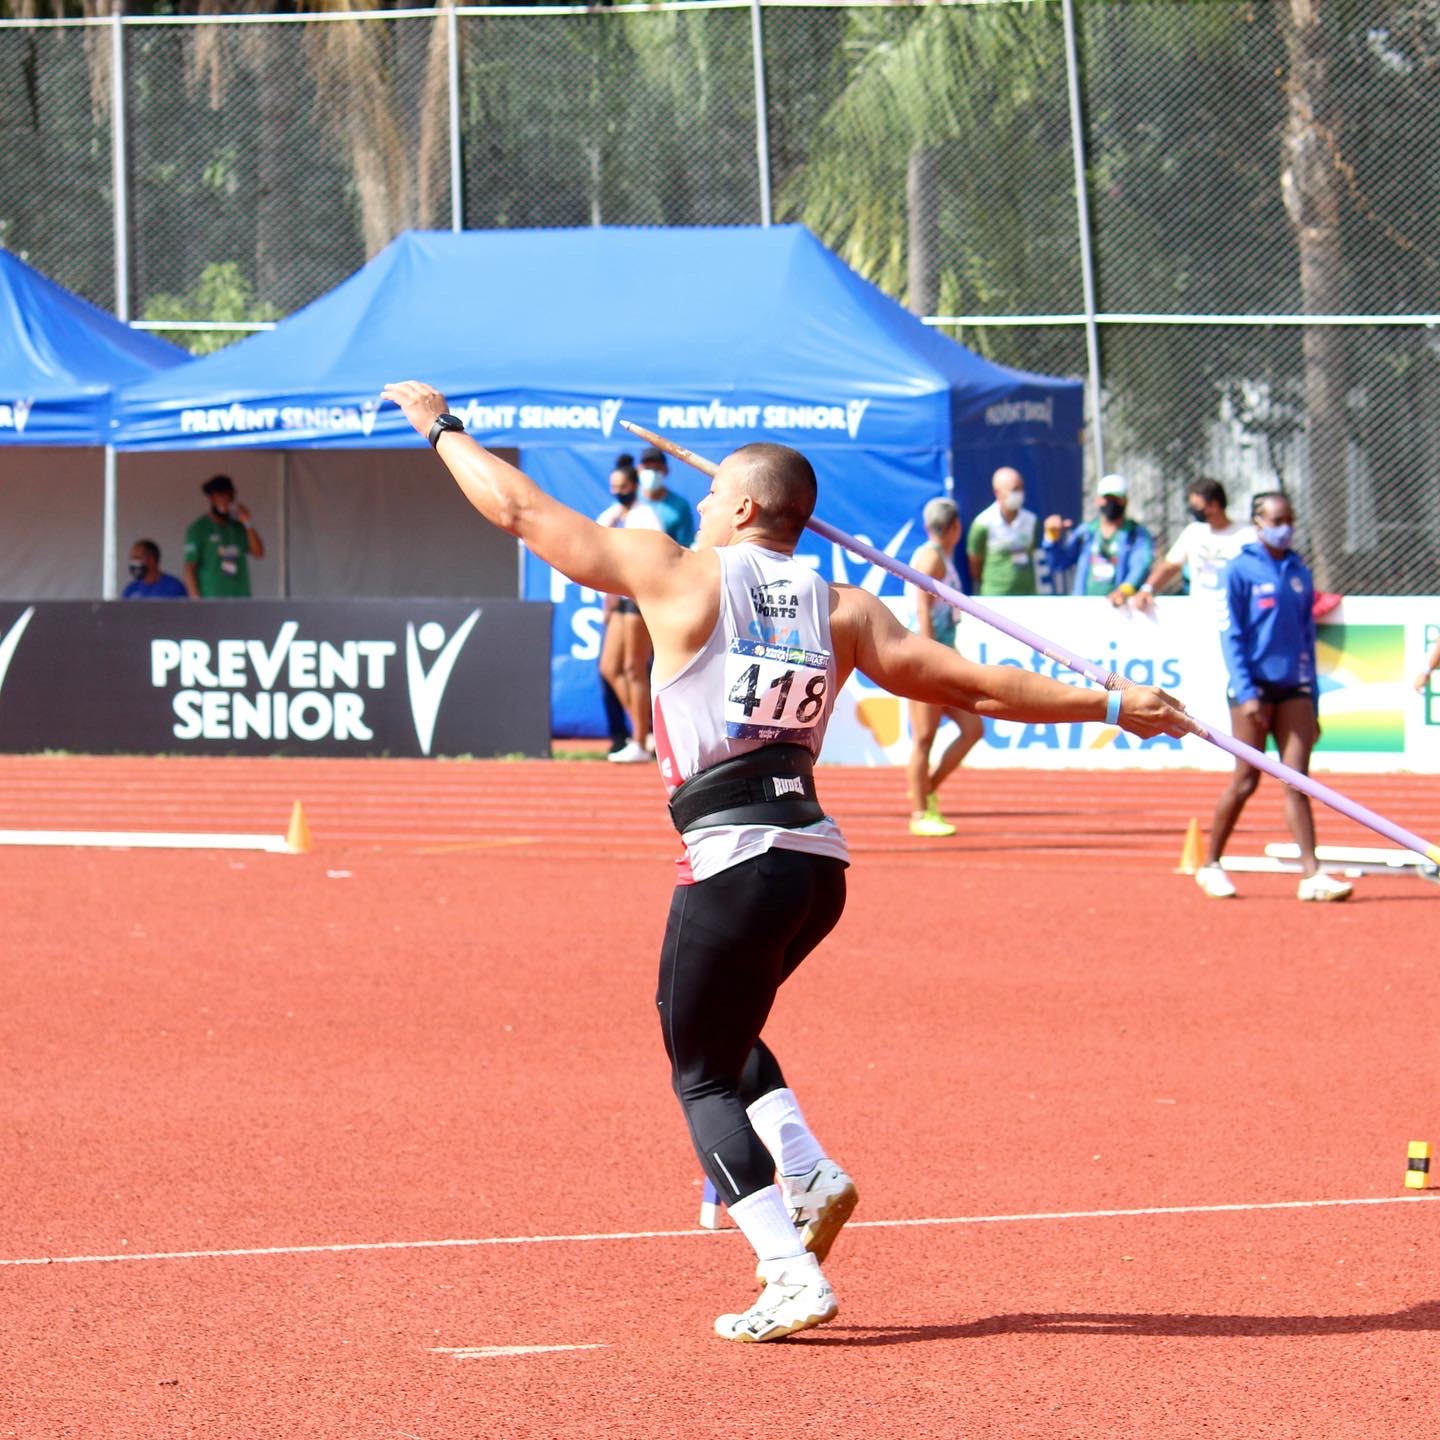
left=1297, top=870, right=1353, bottom=902
left=909, top=812, right=956, bottom=837
left=716, top=1253, right=837, bottom=1342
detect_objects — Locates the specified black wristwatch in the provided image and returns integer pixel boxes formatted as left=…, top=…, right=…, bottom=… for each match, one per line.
left=427, top=411, right=466, bottom=448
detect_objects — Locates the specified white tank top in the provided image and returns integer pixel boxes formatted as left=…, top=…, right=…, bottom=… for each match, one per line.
left=652, top=544, right=849, bottom=884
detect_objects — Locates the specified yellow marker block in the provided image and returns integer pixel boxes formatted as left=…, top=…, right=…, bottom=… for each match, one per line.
left=1405, top=1140, right=1431, bottom=1189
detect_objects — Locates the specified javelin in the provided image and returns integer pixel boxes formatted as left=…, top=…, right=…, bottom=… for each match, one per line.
left=620, top=419, right=1440, bottom=881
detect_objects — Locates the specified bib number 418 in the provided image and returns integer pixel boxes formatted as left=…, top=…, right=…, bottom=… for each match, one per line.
left=727, top=664, right=827, bottom=725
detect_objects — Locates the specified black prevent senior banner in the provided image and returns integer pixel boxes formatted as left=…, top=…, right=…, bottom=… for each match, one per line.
left=0, top=599, right=550, bottom=757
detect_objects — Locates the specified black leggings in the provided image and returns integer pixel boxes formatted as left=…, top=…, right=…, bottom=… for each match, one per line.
left=655, top=847, right=848, bottom=1204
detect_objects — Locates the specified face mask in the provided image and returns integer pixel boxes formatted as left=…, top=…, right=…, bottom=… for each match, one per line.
left=1260, top=523, right=1293, bottom=550
left=210, top=503, right=230, bottom=520
left=1187, top=504, right=1207, bottom=523
left=638, top=468, right=663, bottom=496
left=1003, top=490, right=1024, bottom=515
left=128, top=561, right=146, bottom=579
left=1099, top=499, right=1125, bottom=522
left=615, top=490, right=636, bottom=508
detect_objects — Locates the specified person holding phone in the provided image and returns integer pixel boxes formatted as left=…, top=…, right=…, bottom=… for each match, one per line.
left=183, top=475, right=264, bottom=598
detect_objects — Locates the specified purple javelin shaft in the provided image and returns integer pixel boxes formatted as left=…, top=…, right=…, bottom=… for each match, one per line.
left=806, top=513, right=1440, bottom=866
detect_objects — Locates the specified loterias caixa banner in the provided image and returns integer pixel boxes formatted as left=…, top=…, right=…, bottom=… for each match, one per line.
left=0, top=600, right=550, bottom=758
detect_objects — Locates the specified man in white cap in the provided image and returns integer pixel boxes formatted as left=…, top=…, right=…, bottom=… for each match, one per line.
left=1042, top=474, right=1155, bottom=606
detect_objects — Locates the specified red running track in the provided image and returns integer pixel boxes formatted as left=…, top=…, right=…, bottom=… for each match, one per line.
left=2, top=755, right=1440, bottom=1439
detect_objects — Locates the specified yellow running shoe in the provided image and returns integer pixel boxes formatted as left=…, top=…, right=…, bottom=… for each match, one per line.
left=909, top=812, right=956, bottom=837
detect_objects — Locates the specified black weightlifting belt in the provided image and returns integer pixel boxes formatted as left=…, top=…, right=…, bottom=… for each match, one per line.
left=667, top=744, right=824, bottom=836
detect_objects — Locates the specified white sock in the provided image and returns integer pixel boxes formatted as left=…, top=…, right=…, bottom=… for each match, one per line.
left=728, top=1185, right=805, bottom=1263
left=746, top=1087, right=826, bottom=1178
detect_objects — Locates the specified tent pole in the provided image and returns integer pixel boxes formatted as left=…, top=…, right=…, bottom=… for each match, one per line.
left=749, top=0, right=773, bottom=227
left=1060, top=0, right=1105, bottom=478
left=278, top=451, right=290, bottom=598
left=102, top=446, right=119, bottom=600
left=110, top=8, right=130, bottom=324
left=447, top=1, right=463, bottom=233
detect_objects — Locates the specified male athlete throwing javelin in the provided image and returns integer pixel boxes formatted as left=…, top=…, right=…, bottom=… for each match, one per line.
left=385, top=381, right=1191, bottom=1343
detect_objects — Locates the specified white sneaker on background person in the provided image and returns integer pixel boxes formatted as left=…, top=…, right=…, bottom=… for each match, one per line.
left=1297, top=870, right=1353, bottom=902
left=606, top=740, right=653, bottom=764
left=716, top=1253, right=837, bottom=1342
left=1194, top=864, right=1237, bottom=899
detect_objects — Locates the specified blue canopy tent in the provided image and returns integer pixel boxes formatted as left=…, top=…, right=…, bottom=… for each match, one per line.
left=1, top=248, right=187, bottom=594
left=112, top=226, right=1084, bottom=733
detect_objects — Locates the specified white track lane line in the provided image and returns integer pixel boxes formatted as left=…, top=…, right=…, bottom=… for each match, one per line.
left=432, top=1345, right=605, bottom=1359
left=3, top=1193, right=1434, bottom=1268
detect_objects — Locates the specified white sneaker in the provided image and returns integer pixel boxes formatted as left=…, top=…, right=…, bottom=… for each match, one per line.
left=755, top=1160, right=859, bottom=1287
left=782, top=1161, right=859, bottom=1264
left=1195, top=864, right=1237, bottom=899
left=716, top=1253, right=837, bottom=1342
left=606, top=740, right=653, bottom=764
left=1297, top=870, right=1353, bottom=903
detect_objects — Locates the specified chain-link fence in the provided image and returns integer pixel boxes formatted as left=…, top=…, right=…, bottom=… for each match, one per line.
left=3, top=0, right=1438, bottom=592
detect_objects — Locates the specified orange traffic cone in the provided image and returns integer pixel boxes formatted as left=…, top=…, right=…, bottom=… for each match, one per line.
left=1175, top=817, right=1202, bottom=875
left=285, top=800, right=311, bottom=854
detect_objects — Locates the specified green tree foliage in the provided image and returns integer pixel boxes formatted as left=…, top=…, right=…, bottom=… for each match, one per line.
left=140, top=259, right=279, bottom=352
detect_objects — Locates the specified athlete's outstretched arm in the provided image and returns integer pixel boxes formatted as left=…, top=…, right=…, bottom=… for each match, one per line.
left=841, top=587, right=1188, bottom=739
left=384, top=380, right=689, bottom=601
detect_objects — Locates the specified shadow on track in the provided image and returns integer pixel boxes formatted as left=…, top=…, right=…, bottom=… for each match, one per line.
left=793, top=1301, right=1440, bottom=1345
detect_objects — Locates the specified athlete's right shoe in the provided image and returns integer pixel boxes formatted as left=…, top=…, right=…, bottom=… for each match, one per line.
left=716, top=1253, right=838, bottom=1343
left=754, top=1161, right=860, bottom=1288
left=1194, top=864, right=1237, bottom=899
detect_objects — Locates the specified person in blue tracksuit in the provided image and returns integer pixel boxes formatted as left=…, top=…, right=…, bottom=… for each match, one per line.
left=1193, top=491, right=1352, bottom=902
left=1041, top=474, right=1154, bottom=603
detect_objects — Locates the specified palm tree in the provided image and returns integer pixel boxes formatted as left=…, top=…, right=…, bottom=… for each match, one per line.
left=780, top=3, right=1067, bottom=318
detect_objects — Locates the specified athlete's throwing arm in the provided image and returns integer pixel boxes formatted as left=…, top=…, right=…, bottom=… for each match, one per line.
left=383, top=381, right=1189, bottom=740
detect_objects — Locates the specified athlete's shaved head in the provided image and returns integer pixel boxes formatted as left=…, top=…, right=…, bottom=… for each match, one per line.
left=725, top=443, right=817, bottom=544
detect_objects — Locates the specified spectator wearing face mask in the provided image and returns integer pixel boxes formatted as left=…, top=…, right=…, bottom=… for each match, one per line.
left=1133, top=478, right=1255, bottom=619
left=637, top=447, right=696, bottom=549
left=1192, top=491, right=1352, bottom=903
left=1041, top=474, right=1154, bottom=606
left=183, top=474, right=264, bottom=598
left=597, top=454, right=661, bottom=763
left=121, top=539, right=188, bottom=599
left=966, top=466, right=1039, bottom=596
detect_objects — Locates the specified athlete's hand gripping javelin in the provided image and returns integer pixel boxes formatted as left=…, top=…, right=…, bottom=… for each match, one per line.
left=383, top=380, right=1191, bottom=742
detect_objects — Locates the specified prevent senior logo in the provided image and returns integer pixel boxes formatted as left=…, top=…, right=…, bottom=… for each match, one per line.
left=148, top=611, right=481, bottom=755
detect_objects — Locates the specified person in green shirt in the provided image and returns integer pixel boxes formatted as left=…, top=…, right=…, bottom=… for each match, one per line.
left=183, top=475, right=264, bottom=598
left=966, top=466, right=1039, bottom=596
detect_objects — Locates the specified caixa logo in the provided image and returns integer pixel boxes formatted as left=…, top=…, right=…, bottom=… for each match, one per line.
left=149, top=613, right=480, bottom=753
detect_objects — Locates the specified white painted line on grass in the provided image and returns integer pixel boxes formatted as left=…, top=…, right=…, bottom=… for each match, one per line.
left=3, top=1192, right=1434, bottom=1269
left=0, top=828, right=292, bottom=852
left=432, top=1344, right=605, bottom=1359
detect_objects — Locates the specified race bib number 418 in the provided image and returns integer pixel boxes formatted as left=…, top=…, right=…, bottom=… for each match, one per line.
left=724, top=637, right=830, bottom=741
